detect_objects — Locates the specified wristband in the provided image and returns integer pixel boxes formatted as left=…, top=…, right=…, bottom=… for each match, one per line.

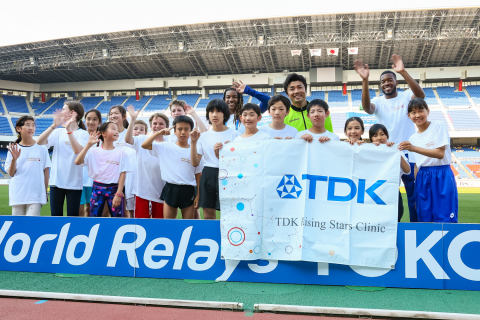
left=67, top=132, right=73, bottom=135
left=115, top=193, right=124, bottom=198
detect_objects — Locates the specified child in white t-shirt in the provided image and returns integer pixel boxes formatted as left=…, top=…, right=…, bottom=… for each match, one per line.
left=75, top=122, right=132, bottom=217
left=142, top=115, right=203, bottom=220
left=232, top=103, right=272, bottom=142
left=296, top=99, right=340, bottom=143
left=6, top=116, right=51, bottom=216
left=259, top=95, right=298, bottom=139
left=190, top=99, right=240, bottom=219
left=344, top=116, right=365, bottom=145
left=369, top=124, right=411, bottom=222
left=398, top=98, right=457, bottom=223
left=126, top=106, right=169, bottom=219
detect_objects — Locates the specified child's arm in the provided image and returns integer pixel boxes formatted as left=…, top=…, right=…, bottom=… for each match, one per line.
left=65, top=112, right=85, bottom=154
left=75, top=132, right=99, bottom=165
left=112, top=172, right=126, bottom=208
left=141, top=128, right=172, bottom=150
left=414, top=164, right=418, bottom=180
left=401, top=156, right=411, bottom=175
left=37, top=109, right=63, bottom=145
left=6, top=143, right=20, bottom=177
left=190, top=128, right=202, bottom=167
left=44, top=167, right=49, bottom=202
left=194, top=172, right=201, bottom=210
left=214, top=142, right=226, bottom=159
left=185, top=105, right=208, bottom=133
left=125, top=105, right=139, bottom=145
left=398, top=141, right=445, bottom=160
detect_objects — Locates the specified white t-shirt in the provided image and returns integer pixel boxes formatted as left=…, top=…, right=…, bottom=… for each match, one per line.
left=165, top=134, right=191, bottom=144
left=233, top=130, right=272, bottom=142
left=197, top=128, right=240, bottom=168
left=111, top=129, right=136, bottom=198
left=82, top=166, right=93, bottom=187
left=80, top=147, right=132, bottom=184
left=259, top=124, right=298, bottom=139
left=129, top=135, right=165, bottom=203
left=226, top=115, right=245, bottom=134
left=295, top=129, right=340, bottom=141
left=5, top=144, right=51, bottom=206
left=372, top=89, right=416, bottom=155
left=45, top=128, right=89, bottom=190
left=150, top=141, right=203, bottom=186
left=113, top=129, right=128, bottom=148
left=409, top=121, right=451, bottom=170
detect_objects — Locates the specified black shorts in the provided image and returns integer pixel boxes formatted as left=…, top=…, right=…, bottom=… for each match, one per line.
left=199, top=166, right=220, bottom=210
left=160, top=182, right=195, bottom=209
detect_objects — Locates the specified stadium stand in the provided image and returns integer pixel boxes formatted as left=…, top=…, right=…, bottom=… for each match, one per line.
left=123, top=96, right=151, bottom=110
left=0, top=148, right=8, bottom=174
left=142, top=95, right=169, bottom=113
left=32, top=98, right=58, bottom=115
left=196, top=93, right=224, bottom=110
left=466, top=85, right=480, bottom=106
left=451, top=164, right=470, bottom=179
left=330, top=112, right=347, bottom=133
left=452, top=146, right=480, bottom=158
left=436, top=86, right=471, bottom=107
left=79, top=97, right=104, bottom=112
left=96, top=96, right=127, bottom=114
left=0, top=117, right=13, bottom=135
left=466, top=164, right=480, bottom=178
left=175, top=94, right=200, bottom=107
left=310, top=90, right=326, bottom=101
left=43, top=97, right=67, bottom=114
left=447, top=110, right=480, bottom=131
left=328, top=90, right=349, bottom=108
left=11, top=117, right=56, bottom=137
left=422, top=88, right=440, bottom=107
left=351, top=89, right=374, bottom=108
left=428, top=111, right=450, bottom=129
left=2, top=95, right=29, bottom=113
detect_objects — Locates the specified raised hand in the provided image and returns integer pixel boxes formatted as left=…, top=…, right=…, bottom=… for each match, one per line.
left=354, top=60, right=369, bottom=80
left=127, top=105, right=139, bottom=120
left=190, top=127, right=200, bottom=143
left=319, top=136, right=331, bottom=143
left=7, top=143, right=21, bottom=160
left=300, top=134, right=313, bottom=143
left=87, top=131, right=100, bottom=146
left=65, top=112, right=78, bottom=132
left=232, top=80, right=246, bottom=94
left=184, top=104, right=195, bottom=115
left=52, top=109, right=63, bottom=127
left=391, top=54, right=405, bottom=73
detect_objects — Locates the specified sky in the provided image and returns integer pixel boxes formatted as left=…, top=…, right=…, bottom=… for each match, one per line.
left=1, top=0, right=478, bottom=47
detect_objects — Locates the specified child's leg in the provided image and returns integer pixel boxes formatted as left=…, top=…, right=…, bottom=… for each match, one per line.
left=135, top=196, right=151, bottom=218
left=199, top=167, right=219, bottom=220
left=401, top=163, right=417, bottom=222
left=151, top=201, right=164, bottom=219
left=414, top=169, right=434, bottom=222
left=397, top=191, right=404, bottom=223
left=65, top=189, right=82, bottom=217
left=180, top=205, right=195, bottom=219
left=431, top=166, right=458, bottom=223
left=49, top=186, right=66, bottom=216
left=203, top=208, right=216, bottom=220
left=90, top=185, right=106, bottom=217
left=163, top=203, right=178, bottom=219
left=25, top=204, right=41, bottom=216
left=12, top=205, right=27, bottom=216
left=105, top=185, right=124, bottom=217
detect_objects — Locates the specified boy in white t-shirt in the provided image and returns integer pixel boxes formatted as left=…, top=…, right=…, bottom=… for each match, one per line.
left=296, top=99, right=340, bottom=143
left=398, top=98, right=457, bottom=223
left=233, top=103, right=272, bottom=142
left=126, top=106, right=169, bottom=219
left=191, top=99, right=240, bottom=219
left=142, top=115, right=203, bottom=220
left=258, top=95, right=298, bottom=139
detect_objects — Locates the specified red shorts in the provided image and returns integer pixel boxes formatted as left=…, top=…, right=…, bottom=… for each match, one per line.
left=134, top=196, right=164, bottom=218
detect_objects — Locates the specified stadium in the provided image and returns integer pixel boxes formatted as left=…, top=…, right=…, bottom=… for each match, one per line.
left=0, top=3, right=480, bottom=319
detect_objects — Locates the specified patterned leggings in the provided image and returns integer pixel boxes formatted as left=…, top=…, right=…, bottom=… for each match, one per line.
left=90, top=182, right=124, bottom=217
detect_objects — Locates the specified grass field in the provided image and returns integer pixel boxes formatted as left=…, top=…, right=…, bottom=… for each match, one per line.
left=0, top=185, right=478, bottom=222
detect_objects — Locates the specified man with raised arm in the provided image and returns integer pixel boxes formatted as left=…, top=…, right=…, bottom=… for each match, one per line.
left=354, top=54, right=425, bottom=222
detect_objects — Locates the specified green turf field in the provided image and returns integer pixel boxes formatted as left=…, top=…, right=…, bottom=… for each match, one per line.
left=0, top=185, right=478, bottom=222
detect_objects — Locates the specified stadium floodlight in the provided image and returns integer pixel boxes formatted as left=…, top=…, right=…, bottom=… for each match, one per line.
left=29, top=56, right=36, bottom=66
left=258, top=35, right=265, bottom=46
left=102, top=48, right=110, bottom=58
left=179, top=41, right=185, bottom=52
left=386, top=29, right=394, bottom=40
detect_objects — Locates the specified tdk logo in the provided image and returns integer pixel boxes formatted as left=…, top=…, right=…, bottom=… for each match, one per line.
left=276, top=175, right=303, bottom=199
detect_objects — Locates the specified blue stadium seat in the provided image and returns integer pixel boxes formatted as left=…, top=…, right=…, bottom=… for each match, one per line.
left=422, top=88, right=439, bottom=106
left=79, top=97, right=104, bottom=112
left=96, top=96, right=128, bottom=114
left=310, top=90, right=326, bottom=101
left=11, top=117, right=56, bottom=136
left=428, top=111, right=450, bottom=128
left=330, top=113, right=346, bottom=133
left=143, top=95, right=169, bottom=113
left=175, top=94, right=200, bottom=107
left=123, top=96, right=151, bottom=110
left=466, top=85, right=480, bottom=106
left=43, top=98, right=67, bottom=114
left=196, top=93, right=224, bottom=110
left=436, top=87, right=471, bottom=107
left=0, top=117, right=13, bottom=135
left=2, top=95, right=29, bottom=113
left=351, top=89, right=375, bottom=108
left=32, top=98, right=58, bottom=115
left=328, top=90, right=348, bottom=108
left=447, top=110, right=480, bottom=131
left=0, top=148, right=8, bottom=174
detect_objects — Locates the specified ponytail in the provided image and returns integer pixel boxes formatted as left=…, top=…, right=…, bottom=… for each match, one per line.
left=78, top=119, right=86, bottom=130
left=15, top=134, right=22, bottom=144
left=123, top=119, right=129, bottom=129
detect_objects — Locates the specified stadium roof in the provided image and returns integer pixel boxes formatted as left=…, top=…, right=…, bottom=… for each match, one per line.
left=1, top=7, right=479, bottom=84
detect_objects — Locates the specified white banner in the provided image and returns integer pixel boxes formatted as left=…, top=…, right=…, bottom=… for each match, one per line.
left=220, top=140, right=400, bottom=268
left=291, top=50, right=302, bottom=56
left=310, top=49, right=321, bottom=56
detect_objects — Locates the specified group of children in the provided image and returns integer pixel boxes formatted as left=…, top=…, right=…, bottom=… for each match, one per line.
left=5, top=74, right=457, bottom=223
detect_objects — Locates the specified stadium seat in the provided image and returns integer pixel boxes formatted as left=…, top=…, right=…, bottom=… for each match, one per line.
left=467, top=164, right=480, bottom=178
left=2, top=95, right=30, bottom=113
left=95, top=96, right=128, bottom=114
left=465, top=85, right=480, bottom=106
left=32, top=98, right=58, bottom=115
left=422, top=88, right=440, bottom=107
left=330, top=113, right=346, bottom=133
left=43, top=97, right=67, bottom=114
left=0, top=117, right=13, bottom=135
left=310, top=90, right=326, bottom=101
left=328, top=91, right=348, bottom=108
left=79, top=97, right=104, bottom=112
left=447, top=110, right=480, bottom=131
left=436, top=86, right=471, bottom=107
left=175, top=94, right=200, bottom=107
left=123, top=96, right=151, bottom=110
left=143, top=95, right=169, bottom=113
left=0, top=148, right=8, bottom=174
left=428, top=111, right=450, bottom=128
left=196, top=93, right=224, bottom=110
left=351, top=89, right=374, bottom=108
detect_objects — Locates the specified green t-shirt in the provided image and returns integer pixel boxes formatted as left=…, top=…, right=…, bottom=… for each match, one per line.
left=284, top=102, right=333, bottom=133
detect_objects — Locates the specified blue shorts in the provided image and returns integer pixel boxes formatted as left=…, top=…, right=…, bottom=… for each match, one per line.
left=80, top=186, right=93, bottom=205
left=415, top=165, right=458, bottom=223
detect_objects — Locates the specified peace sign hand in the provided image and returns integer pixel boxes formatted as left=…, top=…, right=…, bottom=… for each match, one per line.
left=7, top=143, right=21, bottom=160
left=158, top=127, right=174, bottom=136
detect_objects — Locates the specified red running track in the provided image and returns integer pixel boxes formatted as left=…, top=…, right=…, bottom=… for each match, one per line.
left=0, top=297, right=370, bottom=319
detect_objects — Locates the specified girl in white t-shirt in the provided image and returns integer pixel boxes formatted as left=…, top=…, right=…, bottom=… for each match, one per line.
left=344, top=117, right=365, bottom=145
left=126, top=106, right=168, bottom=219
left=79, top=109, right=102, bottom=217
left=369, top=124, right=411, bottom=222
left=75, top=122, right=132, bottom=217
left=37, top=101, right=89, bottom=217
left=6, top=116, right=51, bottom=216
left=398, top=98, right=458, bottom=223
